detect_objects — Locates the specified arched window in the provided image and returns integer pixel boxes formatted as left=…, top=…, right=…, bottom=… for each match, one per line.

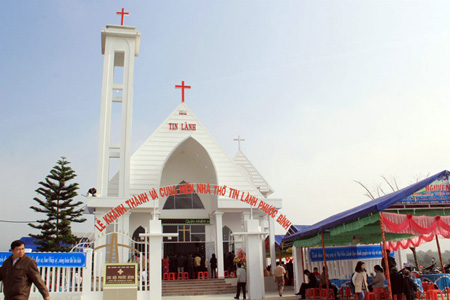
left=163, top=181, right=205, bottom=209
left=132, top=226, right=145, bottom=254
left=223, top=226, right=234, bottom=254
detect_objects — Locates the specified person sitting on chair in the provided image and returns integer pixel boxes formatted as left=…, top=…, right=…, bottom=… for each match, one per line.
left=295, top=269, right=318, bottom=298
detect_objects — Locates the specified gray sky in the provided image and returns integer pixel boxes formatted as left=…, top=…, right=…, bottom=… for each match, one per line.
left=1, top=1, right=450, bottom=253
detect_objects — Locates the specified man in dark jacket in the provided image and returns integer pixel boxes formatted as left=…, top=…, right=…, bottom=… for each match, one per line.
left=390, top=267, right=403, bottom=300
left=295, top=269, right=318, bottom=298
left=0, top=240, right=50, bottom=300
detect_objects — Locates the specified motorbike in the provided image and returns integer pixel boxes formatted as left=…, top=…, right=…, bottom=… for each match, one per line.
left=422, top=263, right=441, bottom=274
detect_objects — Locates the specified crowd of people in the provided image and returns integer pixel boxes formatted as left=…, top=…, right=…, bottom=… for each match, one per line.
left=160, top=251, right=238, bottom=279
left=162, top=253, right=208, bottom=279
left=295, top=259, right=418, bottom=300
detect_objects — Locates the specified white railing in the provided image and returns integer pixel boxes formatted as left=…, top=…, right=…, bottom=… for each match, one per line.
left=0, top=265, right=83, bottom=294
left=0, top=233, right=150, bottom=298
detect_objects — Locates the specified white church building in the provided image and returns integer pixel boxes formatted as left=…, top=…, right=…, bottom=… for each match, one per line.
left=86, top=22, right=282, bottom=280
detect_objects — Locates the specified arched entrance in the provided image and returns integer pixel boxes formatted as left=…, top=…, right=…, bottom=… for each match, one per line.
left=159, top=137, right=218, bottom=261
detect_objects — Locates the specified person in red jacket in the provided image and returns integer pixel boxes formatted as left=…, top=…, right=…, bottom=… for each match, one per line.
left=0, top=240, right=50, bottom=300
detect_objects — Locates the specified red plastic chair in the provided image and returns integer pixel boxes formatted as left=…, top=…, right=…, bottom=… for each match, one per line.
left=321, top=288, right=336, bottom=300
left=373, top=287, right=388, bottom=300
left=364, top=292, right=376, bottom=300
left=182, top=272, right=189, bottom=279
left=427, top=289, right=443, bottom=300
left=163, top=273, right=169, bottom=280
left=393, top=294, right=405, bottom=300
left=203, top=271, right=209, bottom=279
left=340, top=286, right=353, bottom=299
left=197, top=272, right=205, bottom=279
left=168, top=272, right=176, bottom=280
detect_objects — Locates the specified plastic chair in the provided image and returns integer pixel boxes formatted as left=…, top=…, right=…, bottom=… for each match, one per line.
left=427, top=289, right=443, bottom=300
left=197, top=272, right=205, bottom=279
left=321, top=288, right=336, bottom=300
left=364, top=292, right=376, bottom=300
left=168, top=272, right=176, bottom=280
left=163, top=273, right=169, bottom=280
left=182, top=272, right=189, bottom=279
left=203, top=271, right=209, bottom=279
left=340, top=286, right=353, bottom=299
left=314, top=288, right=322, bottom=299
left=373, top=287, right=388, bottom=300
left=393, top=294, right=405, bottom=300
left=177, top=272, right=183, bottom=279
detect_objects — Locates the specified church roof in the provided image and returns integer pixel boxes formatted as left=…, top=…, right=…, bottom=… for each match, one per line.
left=233, top=150, right=274, bottom=196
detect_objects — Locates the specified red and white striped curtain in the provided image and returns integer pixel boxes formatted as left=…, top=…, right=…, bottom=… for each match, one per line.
left=381, top=212, right=450, bottom=250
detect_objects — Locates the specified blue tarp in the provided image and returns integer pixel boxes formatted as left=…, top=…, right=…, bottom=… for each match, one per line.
left=283, top=170, right=450, bottom=243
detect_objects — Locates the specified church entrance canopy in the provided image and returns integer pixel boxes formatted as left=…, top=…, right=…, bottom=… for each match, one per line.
left=282, top=170, right=450, bottom=248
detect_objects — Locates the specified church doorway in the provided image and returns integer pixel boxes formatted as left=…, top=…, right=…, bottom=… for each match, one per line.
left=162, top=223, right=206, bottom=257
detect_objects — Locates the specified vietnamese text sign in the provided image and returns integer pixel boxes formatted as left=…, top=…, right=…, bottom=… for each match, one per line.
left=309, top=245, right=394, bottom=262
left=161, top=218, right=210, bottom=225
left=401, top=177, right=450, bottom=205
left=95, top=182, right=292, bottom=232
left=104, top=263, right=137, bottom=287
left=0, top=252, right=86, bottom=267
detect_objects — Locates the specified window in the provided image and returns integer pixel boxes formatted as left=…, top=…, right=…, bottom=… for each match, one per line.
left=163, top=181, right=205, bottom=210
left=162, top=225, right=205, bottom=242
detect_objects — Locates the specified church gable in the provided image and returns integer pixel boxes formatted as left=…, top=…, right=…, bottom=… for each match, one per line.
left=234, top=150, right=274, bottom=197
left=108, top=103, right=263, bottom=202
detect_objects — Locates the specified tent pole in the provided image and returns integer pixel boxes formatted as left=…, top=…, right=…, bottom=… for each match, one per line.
left=410, top=247, right=419, bottom=270
left=279, top=246, right=282, bottom=263
left=301, top=246, right=306, bottom=283
left=379, top=212, right=393, bottom=300
left=321, top=232, right=330, bottom=300
left=435, top=235, right=445, bottom=273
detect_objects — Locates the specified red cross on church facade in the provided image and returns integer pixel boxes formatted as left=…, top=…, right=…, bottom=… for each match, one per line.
left=116, top=8, right=129, bottom=26
left=175, top=81, right=191, bottom=103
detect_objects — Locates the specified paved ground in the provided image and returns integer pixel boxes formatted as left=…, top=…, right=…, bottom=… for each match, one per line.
left=162, top=286, right=300, bottom=300
left=11, top=287, right=301, bottom=300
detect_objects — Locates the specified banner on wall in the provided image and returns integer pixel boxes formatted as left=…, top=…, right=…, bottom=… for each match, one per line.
left=0, top=252, right=87, bottom=267
left=401, top=177, right=450, bottom=205
left=309, top=245, right=394, bottom=262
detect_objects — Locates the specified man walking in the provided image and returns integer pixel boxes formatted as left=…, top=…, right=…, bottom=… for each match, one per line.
left=0, top=240, right=50, bottom=300
left=273, top=261, right=286, bottom=297
left=234, top=263, right=246, bottom=299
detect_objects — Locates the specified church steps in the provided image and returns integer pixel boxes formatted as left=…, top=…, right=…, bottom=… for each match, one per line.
left=162, top=278, right=236, bottom=296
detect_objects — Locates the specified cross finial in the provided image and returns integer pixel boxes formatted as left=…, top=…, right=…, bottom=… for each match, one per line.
left=175, top=81, right=191, bottom=103
left=233, top=136, right=246, bottom=151
left=116, top=8, right=129, bottom=26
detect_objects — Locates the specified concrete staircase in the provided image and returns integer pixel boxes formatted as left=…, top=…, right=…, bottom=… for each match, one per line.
left=162, top=278, right=236, bottom=296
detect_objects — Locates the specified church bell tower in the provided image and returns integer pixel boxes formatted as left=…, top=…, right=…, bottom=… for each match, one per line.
left=97, top=23, right=141, bottom=198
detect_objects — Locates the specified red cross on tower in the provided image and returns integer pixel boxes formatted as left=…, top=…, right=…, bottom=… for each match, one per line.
left=175, top=81, right=191, bottom=103
left=116, top=8, right=129, bottom=26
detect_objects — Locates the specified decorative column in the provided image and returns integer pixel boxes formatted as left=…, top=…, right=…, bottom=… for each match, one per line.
left=268, top=213, right=277, bottom=272
left=94, top=210, right=107, bottom=256
left=232, top=219, right=268, bottom=300
left=139, top=220, right=177, bottom=300
left=242, top=211, right=251, bottom=229
left=260, top=216, right=268, bottom=272
left=118, top=212, right=130, bottom=262
left=151, top=210, right=160, bottom=220
left=292, top=246, right=304, bottom=293
left=214, top=211, right=225, bottom=278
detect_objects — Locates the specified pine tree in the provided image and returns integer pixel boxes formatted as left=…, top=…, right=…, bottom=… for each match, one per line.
left=29, top=157, right=86, bottom=252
